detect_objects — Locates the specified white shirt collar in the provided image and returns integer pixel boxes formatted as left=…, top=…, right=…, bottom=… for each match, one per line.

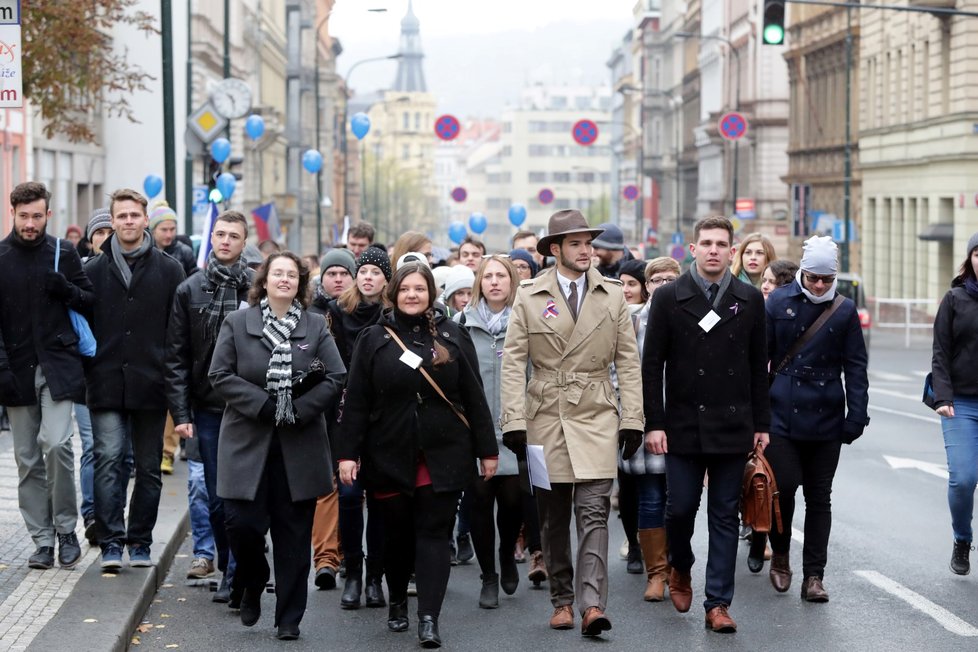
left=555, top=270, right=585, bottom=295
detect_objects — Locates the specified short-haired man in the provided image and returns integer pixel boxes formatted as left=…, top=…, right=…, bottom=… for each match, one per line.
left=347, top=222, right=375, bottom=258
left=642, top=215, right=770, bottom=633
left=86, top=188, right=186, bottom=571
left=591, top=223, right=633, bottom=279
left=317, top=249, right=356, bottom=301
left=166, top=210, right=252, bottom=599
left=512, top=230, right=543, bottom=268
left=0, top=182, right=92, bottom=569
left=500, top=209, right=644, bottom=637
left=149, top=202, right=198, bottom=278
left=458, top=235, right=486, bottom=270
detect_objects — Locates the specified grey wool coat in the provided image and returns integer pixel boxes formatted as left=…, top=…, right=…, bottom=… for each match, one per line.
left=209, top=306, right=346, bottom=502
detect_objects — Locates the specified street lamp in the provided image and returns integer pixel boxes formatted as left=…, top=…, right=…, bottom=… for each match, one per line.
left=675, top=31, right=741, bottom=215
left=615, top=84, right=646, bottom=241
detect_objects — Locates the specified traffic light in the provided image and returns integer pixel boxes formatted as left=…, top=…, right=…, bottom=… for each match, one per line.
left=762, top=0, right=785, bottom=46
left=207, top=158, right=223, bottom=203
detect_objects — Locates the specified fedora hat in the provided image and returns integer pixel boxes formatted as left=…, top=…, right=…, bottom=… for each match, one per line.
left=537, top=209, right=605, bottom=255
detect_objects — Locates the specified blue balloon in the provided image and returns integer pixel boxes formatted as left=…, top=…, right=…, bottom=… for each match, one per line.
left=350, top=112, right=371, bottom=140
left=508, top=203, right=527, bottom=227
left=216, top=172, right=236, bottom=202
left=302, top=149, right=324, bottom=174
left=143, top=174, right=163, bottom=199
left=210, top=137, right=231, bottom=164
left=468, top=212, right=487, bottom=235
left=245, top=114, right=265, bottom=140
left=448, top=221, right=467, bottom=245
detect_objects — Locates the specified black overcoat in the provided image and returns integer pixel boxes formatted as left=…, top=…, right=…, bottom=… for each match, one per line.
left=642, top=270, right=770, bottom=455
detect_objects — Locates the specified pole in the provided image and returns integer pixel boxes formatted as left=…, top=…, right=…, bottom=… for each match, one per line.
left=183, top=0, right=193, bottom=234
left=161, top=0, right=177, bottom=210
left=842, top=7, right=852, bottom=272
left=223, top=0, right=230, bottom=78
left=315, top=35, right=322, bottom=253
left=731, top=45, right=740, bottom=217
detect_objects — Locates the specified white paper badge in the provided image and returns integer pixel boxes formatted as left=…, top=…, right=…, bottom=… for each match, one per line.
left=698, top=310, right=721, bottom=333
left=399, top=350, right=423, bottom=369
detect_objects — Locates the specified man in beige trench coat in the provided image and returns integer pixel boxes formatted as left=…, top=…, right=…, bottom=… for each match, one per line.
left=500, top=209, right=645, bottom=637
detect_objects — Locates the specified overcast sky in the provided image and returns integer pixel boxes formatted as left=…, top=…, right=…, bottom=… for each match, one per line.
left=329, top=0, right=638, bottom=117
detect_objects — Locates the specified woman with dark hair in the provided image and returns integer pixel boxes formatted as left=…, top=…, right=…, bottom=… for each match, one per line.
left=761, top=259, right=801, bottom=301
left=931, top=232, right=978, bottom=576
left=336, top=262, right=498, bottom=648
left=209, top=251, right=346, bottom=640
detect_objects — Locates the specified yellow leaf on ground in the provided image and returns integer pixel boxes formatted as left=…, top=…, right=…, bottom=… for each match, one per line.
left=131, top=636, right=140, bottom=645
left=165, top=645, right=179, bottom=649
left=155, top=625, right=165, bottom=629
left=160, top=613, right=171, bottom=618
left=136, top=623, right=153, bottom=633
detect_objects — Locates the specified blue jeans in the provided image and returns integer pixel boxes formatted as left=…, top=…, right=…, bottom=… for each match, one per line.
left=188, top=459, right=215, bottom=560
left=942, top=396, right=978, bottom=543
left=74, top=403, right=95, bottom=520
left=91, top=409, right=166, bottom=549
left=195, top=409, right=235, bottom=579
left=636, top=473, right=667, bottom=529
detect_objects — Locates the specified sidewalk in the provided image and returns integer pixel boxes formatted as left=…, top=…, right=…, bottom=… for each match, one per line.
left=0, top=429, right=189, bottom=652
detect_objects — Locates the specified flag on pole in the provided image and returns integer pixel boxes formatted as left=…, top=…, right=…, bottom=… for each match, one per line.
left=197, top=201, right=218, bottom=269
left=339, top=215, right=351, bottom=246
left=252, top=203, right=282, bottom=242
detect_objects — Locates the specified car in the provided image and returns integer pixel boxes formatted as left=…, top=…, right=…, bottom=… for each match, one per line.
left=835, top=272, right=871, bottom=350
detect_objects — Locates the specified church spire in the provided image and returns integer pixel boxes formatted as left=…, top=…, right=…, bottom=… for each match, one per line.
left=393, top=0, right=427, bottom=92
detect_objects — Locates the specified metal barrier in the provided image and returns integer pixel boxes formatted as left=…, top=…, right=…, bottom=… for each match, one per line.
left=871, top=298, right=935, bottom=348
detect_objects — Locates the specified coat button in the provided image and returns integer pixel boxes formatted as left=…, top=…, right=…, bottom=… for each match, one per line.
left=697, top=369, right=704, bottom=376
left=793, top=408, right=798, bottom=413
left=591, top=356, right=596, bottom=362
left=698, top=405, right=706, bottom=412
left=125, top=330, right=131, bottom=336
left=728, top=369, right=734, bottom=375
left=729, top=406, right=736, bottom=413
left=590, top=383, right=595, bottom=389
left=128, top=297, right=134, bottom=302
left=797, top=381, right=801, bottom=386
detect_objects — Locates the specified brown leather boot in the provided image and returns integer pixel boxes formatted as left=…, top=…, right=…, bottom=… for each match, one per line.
left=638, top=528, right=669, bottom=602
left=769, top=552, right=792, bottom=593
left=528, top=550, right=548, bottom=587
left=668, top=568, right=692, bottom=613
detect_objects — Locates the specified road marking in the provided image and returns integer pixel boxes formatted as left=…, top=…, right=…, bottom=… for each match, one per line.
left=854, top=570, right=978, bottom=637
left=884, top=455, right=949, bottom=479
left=870, top=371, right=915, bottom=382
left=910, top=371, right=929, bottom=378
left=871, top=387, right=925, bottom=402
left=791, top=527, right=804, bottom=544
left=869, top=404, right=941, bottom=425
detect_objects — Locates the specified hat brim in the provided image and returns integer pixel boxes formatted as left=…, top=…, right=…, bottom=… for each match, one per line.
left=537, top=228, right=605, bottom=257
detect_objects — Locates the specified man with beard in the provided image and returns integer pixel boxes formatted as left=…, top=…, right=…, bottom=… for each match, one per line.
left=591, top=223, right=633, bottom=279
left=0, top=182, right=92, bottom=569
left=500, top=210, right=644, bottom=637
left=85, top=188, right=186, bottom=571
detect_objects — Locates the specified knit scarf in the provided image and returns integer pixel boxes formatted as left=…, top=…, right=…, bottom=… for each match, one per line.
left=260, top=297, right=302, bottom=425
left=964, top=278, right=978, bottom=301
left=476, top=299, right=511, bottom=336
left=110, top=230, right=154, bottom=288
left=795, top=269, right=837, bottom=304
left=204, top=251, right=250, bottom=340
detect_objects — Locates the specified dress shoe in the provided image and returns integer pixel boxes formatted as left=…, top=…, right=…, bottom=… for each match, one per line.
left=801, top=576, right=829, bottom=602
left=479, top=573, right=499, bottom=608
left=418, top=615, right=442, bottom=648
left=769, top=553, right=792, bottom=593
left=581, top=607, right=612, bottom=637
left=212, top=574, right=231, bottom=603
left=57, top=533, right=81, bottom=568
left=704, top=605, right=737, bottom=633
left=668, top=568, right=693, bottom=613
left=315, top=566, right=336, bottom=590
left=527, top=550, right=548, bottom=588
left=276, top=624, right=300, bottom=640
left=364, top=574, right=386, bottom=607
left=387, top=600, right=409, bottom=632
left=28, top=546, right=55, bottom=570
left=549, top=605, right=574, bottom=630
left=747, top=532, right=767, bottom=573
left=239, top=588, right=261, bottom=627
left=500, top=553, right=519, bottom=595
left=951, top=540, right=972, bottom=575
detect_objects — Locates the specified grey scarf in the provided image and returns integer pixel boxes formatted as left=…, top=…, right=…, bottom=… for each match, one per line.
left=260, top=297, right=302, bottom=425
left=109, top=230, right=154, bottom=288
left=690, top=262, right=732, bottom=309
left=476, top=299, right=511, bottom=336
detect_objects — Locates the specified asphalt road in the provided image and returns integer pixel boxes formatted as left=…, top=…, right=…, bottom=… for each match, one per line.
left=131, top=331, right=978, bottom=651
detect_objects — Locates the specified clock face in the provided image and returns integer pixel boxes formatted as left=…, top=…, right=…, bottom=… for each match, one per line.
left=211, top=78, right=253, bottom=119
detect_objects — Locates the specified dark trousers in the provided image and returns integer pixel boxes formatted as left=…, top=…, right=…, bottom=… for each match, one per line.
left=377, top=486, right=460, bottom=618
left=665, top=453, right=744, bottom=611
left=766, top=436, right=842, bottom=579
left=194, top=410, right=235, bottom=581
left=224, top=437, right=316, bottom=629
left=618, top=469, right=639, bottom=548
left=470, top=475, right=523, bottom=576
left=338, top=476, right=384, bottom=570
left=91, top=408, right=166, bottom=549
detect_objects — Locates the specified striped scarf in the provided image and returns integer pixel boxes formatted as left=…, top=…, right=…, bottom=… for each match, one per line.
left=260, top=297, right=302, bottom=425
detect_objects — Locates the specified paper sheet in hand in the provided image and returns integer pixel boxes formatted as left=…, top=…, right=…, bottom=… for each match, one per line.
left=526, top=445, right=550, bottom=490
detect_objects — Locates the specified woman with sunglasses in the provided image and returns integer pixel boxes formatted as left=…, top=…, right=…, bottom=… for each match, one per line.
left=764, top=236, right=869, bottom=603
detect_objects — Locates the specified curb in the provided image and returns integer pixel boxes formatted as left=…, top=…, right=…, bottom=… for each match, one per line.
left=27, top=461, right=191, bottom=652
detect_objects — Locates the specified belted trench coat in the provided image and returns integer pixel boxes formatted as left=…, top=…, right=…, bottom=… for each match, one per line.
left=500, top=266, right=644, bottom=482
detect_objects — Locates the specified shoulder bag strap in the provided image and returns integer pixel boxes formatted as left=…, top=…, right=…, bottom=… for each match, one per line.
left=54, top=237, right=61, bottom=271
left=770, top=294, right=845, bottom=382
left=384, top=326, right=470, bottom=429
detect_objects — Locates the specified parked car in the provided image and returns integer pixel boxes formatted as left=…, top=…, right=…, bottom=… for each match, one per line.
left=836, top=273, right=871, bottom=350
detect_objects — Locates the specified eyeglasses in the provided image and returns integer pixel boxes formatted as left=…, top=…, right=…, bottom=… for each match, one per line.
left=512, top=262, right=531, bottom=271
left=802, top=273, right=836, bottom=285
left=648, top=276, right=677, bottom=286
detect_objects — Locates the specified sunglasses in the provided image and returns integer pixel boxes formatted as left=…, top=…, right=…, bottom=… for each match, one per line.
left=802, top=273, right=836, bottom=285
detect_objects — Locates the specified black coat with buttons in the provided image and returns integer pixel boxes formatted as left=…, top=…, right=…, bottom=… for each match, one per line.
left=766, top=281, right=869, bottom=442
left=643, top=270, right=770, bottom=455
left=334, top=307, right=498, bottom=496
left=84, top=235, right=186, bottom=410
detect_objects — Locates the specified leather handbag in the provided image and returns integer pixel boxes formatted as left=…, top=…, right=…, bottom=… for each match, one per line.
left=291, top=358, right=326, bottom=399
left=922, top=372, right=937, bottom=410
left=384, top=326, right=470, bottom=429
left=55, top=239, right=97, bottom=357
left=769, top=294, right=844, bottom=385
left=741, top=443, right=783, bottom=534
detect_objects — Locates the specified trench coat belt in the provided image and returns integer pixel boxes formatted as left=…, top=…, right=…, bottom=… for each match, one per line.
left=532, top=368, right=610, bottom=406
left=780, top=365, right=841, bottom=380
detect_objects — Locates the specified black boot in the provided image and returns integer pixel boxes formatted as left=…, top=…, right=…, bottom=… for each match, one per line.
left=239, top=587, right=261, bottom=627
left=499, top=550, right=519, bottom=595
left=418, top=615, right=442, bottom=648
left=212, top=574, right=231, bottom=603
left=387, top=600, right=409, bottom=632
left=626, top=540, right=643, bottom=574
left=341, top=557, right=363, bottom=609
left=747, top=531, right=767, bottom=573
left=364, top=556, right=386, bottom=607
left=479, top=573, right=499, bottom=609
left=951, top=540, right=972, bottom=575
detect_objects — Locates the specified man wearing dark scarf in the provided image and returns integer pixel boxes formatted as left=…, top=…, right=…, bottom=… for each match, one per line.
left=165, top=210, right=253, bottom=602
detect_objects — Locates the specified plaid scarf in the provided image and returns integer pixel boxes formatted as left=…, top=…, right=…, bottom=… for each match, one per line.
left=260, top=297, right=302, bottom=425
left=204, top=251, right=250, bottom=341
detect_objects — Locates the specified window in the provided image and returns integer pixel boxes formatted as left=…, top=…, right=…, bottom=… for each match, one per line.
left=414, top=112, right=421, bottom=130
left=529, top=121, right=548, bottom=132
left=575, top=96, right=591, bottom=110
left=402, top=145, right=410, bottom=160
left=553, top=172, right=570, bottom=183
left=500, top=146, right=512, bottom=157
left=403, top=112, right=410, bottom=129
left=528, top=172, right=547, bottom=183
left=529, top=145, right=550, bottom=157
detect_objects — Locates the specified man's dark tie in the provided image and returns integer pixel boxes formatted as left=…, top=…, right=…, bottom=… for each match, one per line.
left=707, top=283, right=719, bottom=305
left=567, top=281, right=579, bottom=322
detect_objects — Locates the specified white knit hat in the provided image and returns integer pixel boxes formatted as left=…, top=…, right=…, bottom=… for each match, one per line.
left=441, top=265, right=475, bottom=302
left=800, top=235, right=838, bottom=275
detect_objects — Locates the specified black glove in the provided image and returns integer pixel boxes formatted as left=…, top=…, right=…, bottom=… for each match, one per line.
left=502, top=429, right=527, bottom=459
left=619, top=429, right=644, bottom=460
left=841, top=423, right=865, bottom=445
left=258, top=396, right=277, bottom=424
left=44, top=271, right=74, bottom=301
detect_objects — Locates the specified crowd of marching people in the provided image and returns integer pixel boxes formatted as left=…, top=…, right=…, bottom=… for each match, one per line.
left=2, top=178, right=975, bottom=647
